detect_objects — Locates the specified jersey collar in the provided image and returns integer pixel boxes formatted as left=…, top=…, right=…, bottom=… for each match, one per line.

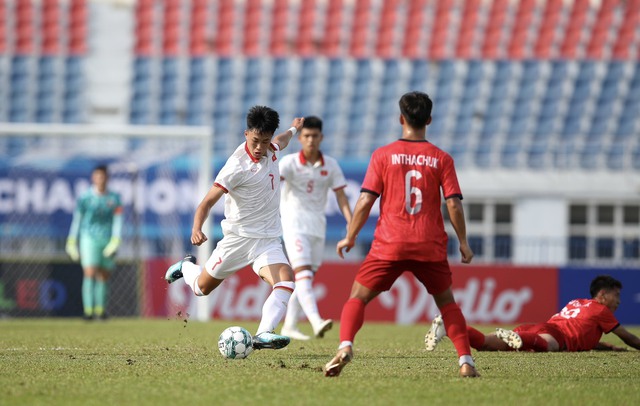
left=299, top=150, right=324, bottom=166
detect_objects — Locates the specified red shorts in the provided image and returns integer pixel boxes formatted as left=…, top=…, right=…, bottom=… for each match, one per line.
left=514, top=323, right=567, bottom=350
left=355, top=257, right=452, bottom=295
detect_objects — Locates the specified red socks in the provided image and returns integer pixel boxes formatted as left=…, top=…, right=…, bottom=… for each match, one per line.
left=519, top=332, right=549, bottom=352
left=440, top=302, right=472, bottom=357
left=466, top=326, right=486, bottom=350
left=339, top=298, right=366, bottom=343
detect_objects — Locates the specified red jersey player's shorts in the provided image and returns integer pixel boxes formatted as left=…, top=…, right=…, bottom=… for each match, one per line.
left=355, top=257, right=452, bottom=295
left=514, top=323, right=567, bottom=350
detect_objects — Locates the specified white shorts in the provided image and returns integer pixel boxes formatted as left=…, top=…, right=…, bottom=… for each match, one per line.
left=282, top=232, right=324, bottom=270
left=204, top=233, right=290, bottom=279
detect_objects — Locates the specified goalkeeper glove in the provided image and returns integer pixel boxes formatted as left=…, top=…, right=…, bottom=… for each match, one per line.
left=103, top=237, right=121, bottom=257
left=65, top=238, right=80, bottom=262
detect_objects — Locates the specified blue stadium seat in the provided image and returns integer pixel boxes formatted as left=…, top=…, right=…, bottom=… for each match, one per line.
left=480, top=113, right=502, bottom=134
left=500, top=143, right=521, bottom=168
left=409, top=60, right=430, bottom=91
left=437, top=60, right=456, bottom=83
left=606, top=141, right=625, bottom=170
left=521, top=60, right=540, bottom=82
left=133, top=57, right=152, bottom=79
left=579, top=142, right=600, bottom=169
left=560, top=113, right=583, bottom=137
left=527, top=142, right=548, bottom=169
left=474, top=143, right=493, bottom=167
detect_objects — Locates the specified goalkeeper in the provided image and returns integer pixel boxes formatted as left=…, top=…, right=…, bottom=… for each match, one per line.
left=66, top=164, right=123, bottom=320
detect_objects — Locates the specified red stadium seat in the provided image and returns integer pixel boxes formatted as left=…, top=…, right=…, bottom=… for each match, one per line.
left=243, top=1, right=263, bottom=56
left=560, top=0, right=590, bottom=58
left=375, top=0, right=399, bottom=58
left=481, top=0, right=508, bottom=59
left=533, top=0, right=563, bottom=59
left=611, top=0, right=639, bottom=59
left=350, top=0, right=372, bottom=58
left=507, top=0, right=535, bottom=59
left=189, top=0, right=208, bottom=55
left=455, top=0, right=480, bottom=59
left=215, top=0, right=235, bottom=56
left=269, top=0, right=289, bottom=56
left=402, top=0, right=426, bottom=59
left=321, top=0, right=343, bottom=57
left=295, top=0, right=317, bottom=57
left=428, top=0, right=453, bottom=60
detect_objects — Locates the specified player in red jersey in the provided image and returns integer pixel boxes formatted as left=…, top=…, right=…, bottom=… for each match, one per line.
left=324, top=91, right=479, bottom=378
left=426, top=275, right=640, bottom=352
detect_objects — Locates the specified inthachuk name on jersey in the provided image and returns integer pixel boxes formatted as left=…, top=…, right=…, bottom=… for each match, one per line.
left=391, top=154, right=439, bottom=168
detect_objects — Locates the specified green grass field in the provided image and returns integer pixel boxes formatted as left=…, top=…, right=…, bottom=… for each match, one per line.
left=2, top=318, right=639, bottom=406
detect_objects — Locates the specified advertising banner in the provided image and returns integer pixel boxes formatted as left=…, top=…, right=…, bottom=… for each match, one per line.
left=148, top=260, right=558, bottom=325
left=0, top=261, right=139, bottom=317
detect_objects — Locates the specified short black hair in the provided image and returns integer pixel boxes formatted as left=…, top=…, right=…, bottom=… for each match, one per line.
left=93, top=164, right=108, bottom=175
left=246, top=105, right=280, bottom=135
left=399, top=91, right=433, bottom=128
left=590, top=275, right=622, bottom=298
left=303, top=116, right=323, bottom=131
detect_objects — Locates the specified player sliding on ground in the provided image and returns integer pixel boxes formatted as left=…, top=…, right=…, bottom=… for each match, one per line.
left=165, top=106, right=304, bottom=351
left=426, top=275, right=640, bottom=352
left=324, top=92, right=479, bottom=378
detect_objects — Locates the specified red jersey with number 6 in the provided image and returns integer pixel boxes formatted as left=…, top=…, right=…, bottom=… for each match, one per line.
left=547, top=299, right=620, bottom=351
left=361, top=139, right=462, bottom=261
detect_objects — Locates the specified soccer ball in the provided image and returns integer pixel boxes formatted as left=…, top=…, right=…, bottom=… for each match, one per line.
left=218, top=326, right=254, bottom=359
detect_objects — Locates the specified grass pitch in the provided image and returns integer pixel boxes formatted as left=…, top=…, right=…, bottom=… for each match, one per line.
left=2, top=318, right=639, bottom=406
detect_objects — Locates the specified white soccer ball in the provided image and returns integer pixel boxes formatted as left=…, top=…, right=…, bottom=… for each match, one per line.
left=218, top=326, right=254, bottom=359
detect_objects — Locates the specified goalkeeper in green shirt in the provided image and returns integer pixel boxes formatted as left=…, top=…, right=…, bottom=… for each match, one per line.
left=66, top=165, right=123, bottom=320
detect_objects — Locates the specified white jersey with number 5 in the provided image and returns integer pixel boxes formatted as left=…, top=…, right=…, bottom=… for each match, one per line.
left=214, top=142, right=282, bottom=238
left=280, top=151, right=347, bottom=238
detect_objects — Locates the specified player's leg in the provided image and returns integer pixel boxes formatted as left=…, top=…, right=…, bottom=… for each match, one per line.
left=252, top=238, right=295, bottom=349
left=93, top=268, right=111, bottom=320
left=282, top=288, right=309, bottom=339
left=79, top=237, right=103, bottom=320
left=419, top=260, right=479, bottom=377
left=93, top=249, right=116, bottom=320
left=325, top=257, right=392, bottom=377
left=81, top=266, right=96, bottom=320
left=283, top=234, right=331, bottom=338
left=506, top=324, right=562, bottom=352
left=281, top=235, right=313, bottom=340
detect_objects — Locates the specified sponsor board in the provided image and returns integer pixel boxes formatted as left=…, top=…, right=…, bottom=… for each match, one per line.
left=0, top=261, right=139, bottom=317
left=148, top=261, right=558, bottom=324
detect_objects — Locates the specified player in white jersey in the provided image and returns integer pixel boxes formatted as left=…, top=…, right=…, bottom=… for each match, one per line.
left=279, top=116, right=353, bottom=340
left=165, top=105, right=304, bottom=350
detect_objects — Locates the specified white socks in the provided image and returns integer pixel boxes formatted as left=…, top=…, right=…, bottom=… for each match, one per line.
left=459, top=355, right=475, bottom=367
left=257, top=281, right=294, bottom=335
left=182, top=262, right=204, bottom=296
left=293, top=270, right=322, bottom=326
left=283, top=289, right=304, bottom=330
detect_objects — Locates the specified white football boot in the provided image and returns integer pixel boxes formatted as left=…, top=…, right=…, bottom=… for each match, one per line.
left=425, top=315, right=446, bottom=351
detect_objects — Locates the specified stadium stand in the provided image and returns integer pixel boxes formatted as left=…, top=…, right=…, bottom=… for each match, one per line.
left=0, top=0, right=638, bottom=172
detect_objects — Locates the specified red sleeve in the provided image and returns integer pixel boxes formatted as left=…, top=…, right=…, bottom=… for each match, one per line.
left=596, top=306, right=620, bottom=334
left=440, top=153, right=462, bottom=199
left=361, top=150, right=383, bottom=196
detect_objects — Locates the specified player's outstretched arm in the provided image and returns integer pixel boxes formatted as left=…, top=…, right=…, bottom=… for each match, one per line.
left=446, top=197, right=473, bottom=264
left=334, top=188, right=353, bottom=226
left=336, top=192, right=375, bottom=258
left=272, top=117, right=304, bottom=151
left=191, top=185, right=225, bottom=246
left=594, top=341, right=628, bottom=351
left=611, top=325, right=640, bottom=350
